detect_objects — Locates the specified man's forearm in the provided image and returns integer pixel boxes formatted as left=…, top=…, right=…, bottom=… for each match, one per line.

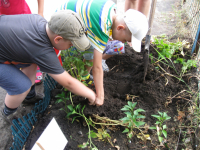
left=49, top=71, right=96, bottom=101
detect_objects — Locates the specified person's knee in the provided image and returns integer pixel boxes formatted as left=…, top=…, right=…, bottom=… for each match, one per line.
left=0, top=64, right=32, bottom=95
left=8, top=78, right=32, bottom=95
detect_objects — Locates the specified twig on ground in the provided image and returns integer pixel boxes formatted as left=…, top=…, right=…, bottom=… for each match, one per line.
left=110, top=65, right=119, bottom=71
left=175, top=128, right=181, bottom=150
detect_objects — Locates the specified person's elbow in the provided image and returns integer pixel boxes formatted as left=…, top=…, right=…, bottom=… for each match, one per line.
left=92, top=63, right=103, bottom=73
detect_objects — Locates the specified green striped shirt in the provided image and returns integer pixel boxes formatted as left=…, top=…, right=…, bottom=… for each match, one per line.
left=57, top=0, right=116, bottom=53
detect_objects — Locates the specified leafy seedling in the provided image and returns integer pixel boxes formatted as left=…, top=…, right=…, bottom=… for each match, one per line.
left=150, top=111, right=171, bottom=145
left=120, top=101, right=146, bottom=141
left=67, top=104, right=98, bottom=150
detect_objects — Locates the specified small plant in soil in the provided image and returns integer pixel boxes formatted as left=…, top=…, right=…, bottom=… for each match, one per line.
left=58, top=47, right=93, bottom=107
left=55, top=91, right=74, bottom=107
left=151, top=35, right=197, bottom=78
left=95, top=127, right=113, bottom=146
left=61, top=46, right=93, bottom=85
left=174, top=58, right=197, bottom=77
left=150, top=111, right=171, bottom=146
left=66, top=103, right=98, bottom=150
left=120, top=101, right=146, bottom=141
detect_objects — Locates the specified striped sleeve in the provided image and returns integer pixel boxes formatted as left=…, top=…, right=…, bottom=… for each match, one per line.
left=58, top=0, right=116, bottom=53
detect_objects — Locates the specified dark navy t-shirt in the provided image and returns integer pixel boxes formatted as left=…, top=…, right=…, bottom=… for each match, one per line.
left=0, top=14, right=64, bottom=74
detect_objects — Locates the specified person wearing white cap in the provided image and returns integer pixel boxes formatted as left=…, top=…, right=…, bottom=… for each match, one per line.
left=112, top=9, right=148, bottom=53
left=0, top=10, right=96, bottom=124
left=57, top=0, right=148, bottom=106
left=124, top=0, right=151, bottom=48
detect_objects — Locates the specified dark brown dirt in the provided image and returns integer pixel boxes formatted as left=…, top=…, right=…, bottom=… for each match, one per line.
left=25, top=44, right=199, bottom=150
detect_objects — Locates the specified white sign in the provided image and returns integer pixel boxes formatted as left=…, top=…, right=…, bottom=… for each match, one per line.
left=31, top=117, right=68, bottom=150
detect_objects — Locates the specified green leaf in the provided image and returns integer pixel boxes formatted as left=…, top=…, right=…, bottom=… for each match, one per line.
left=163, top=124, right=167, bottom=130
left=128, top=121, right=133, bottom=128
left=90, top=130, right=97, bottom=138
left=165, top=116, right=171, bottom=120
left=79, top=70, right=85, bottom=76
left=152, top=115, right=161, bottom=120
left=72, top=116, right=80, bottom=123
left=66, top=112, right=73, bottom=118
left=162, top=130, right=167, bottom=138
left=163, top=112, right=168, bottom=118
left=81, top=105, right=86, bottom=113
left=59, top=108, right=64, bottom=111
left=55, top=92, right=65, bottom=98
left=122, top=128, right=129, bottom=133
left=120, top=117, right=130, bottom=121
left=136, top=115, right=145, bottom=119
left=149, top=126, right=157, bottom=130
left=55, top=99, right=64, bottom=104
left=158, top=111, right=163, bottom=116
left=72, top=110, right=76, bottom=114
left=155, top=121, right=161, bottom=125
left=135, top=121, right=145, bottom=127
left=134, top=110, right=138, bottom=115
left=158, top=136, right=163, bottom=143
left=128, top=133, right=133, bottom=139
left=135, top=108, right=145, bottom=112
left=124, top=111, right=132, bottom=117
left=67, top=105, right=74, bottom=111
left=120, top=117, right=130, bottom=124
left=121, top=105, right=132, bottom=111
left=76, top=103, right=81, bottom=111
left=130, top=102, right=137, bottom=109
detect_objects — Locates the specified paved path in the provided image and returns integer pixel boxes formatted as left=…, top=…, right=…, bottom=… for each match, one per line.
left=0, top=0, right=177, bottom=149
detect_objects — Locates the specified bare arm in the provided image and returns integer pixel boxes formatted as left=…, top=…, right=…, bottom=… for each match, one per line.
left=49, top=71, right=96, bottom=105
left=125, top=0, right=151, bottom=18
left=92, top=49, right=104, bottom=106
left=37, top=0, right=44, bottom=17
left=125, top=0, right=138, bottom=11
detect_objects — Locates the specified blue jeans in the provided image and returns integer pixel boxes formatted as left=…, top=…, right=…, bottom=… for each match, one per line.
left=0, top=64, right=32, bottom=95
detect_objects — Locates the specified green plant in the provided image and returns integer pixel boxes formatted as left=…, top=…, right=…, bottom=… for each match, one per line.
left=120, top=101, right=146, bottom=140
left=152, top=36, right=197, bottom=74
left=67, top=103, right=98, bottom=150
left=150, top=111, right=171, bottom=144
left=151, top=36, right=197, bottom=89
left=55, top=91, right=73, bottom=112
left=181, top=59, right=197, bottom=76
left=58, top=47, right=93, bottom=108
left=61, top=46, right=93, bottom=85
left=95, top=128, right=113, bottom=147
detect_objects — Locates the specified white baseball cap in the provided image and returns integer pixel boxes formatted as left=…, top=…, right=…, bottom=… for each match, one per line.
left=124, top=9, right=148, bottom=52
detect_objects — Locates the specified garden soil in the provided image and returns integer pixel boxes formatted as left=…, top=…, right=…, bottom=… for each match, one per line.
left=24, top=44, right=199, bottom=150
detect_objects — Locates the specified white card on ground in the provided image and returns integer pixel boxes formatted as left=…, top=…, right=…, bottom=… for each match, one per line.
left=31, top=117, right=68, bottom=150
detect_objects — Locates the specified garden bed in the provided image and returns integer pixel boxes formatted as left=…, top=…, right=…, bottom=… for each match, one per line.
left=25, top=40, right=199, bottom=150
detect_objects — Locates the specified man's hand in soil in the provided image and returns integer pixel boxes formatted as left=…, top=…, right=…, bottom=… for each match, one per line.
left=88, top=96, right=96, bottom=105
left=94, top=96, right=104, bottom=106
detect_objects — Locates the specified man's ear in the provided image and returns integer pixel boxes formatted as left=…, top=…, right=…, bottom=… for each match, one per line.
left=117, top=25, right=125, bottom=30
left=54, top=36, right=63, bottom=44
